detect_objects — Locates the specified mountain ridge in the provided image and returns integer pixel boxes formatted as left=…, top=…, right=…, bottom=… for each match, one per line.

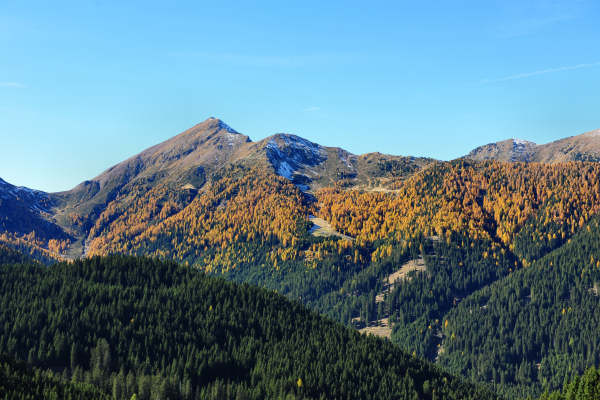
left=56, top=117, right=433, bottom=198
left=2, top=119, right=599, bottom=261
left=0, top=117, right=434, bottom=258
left=466, top=128, right=600, bottom=163
left=3, top=118, right=600, bottom=261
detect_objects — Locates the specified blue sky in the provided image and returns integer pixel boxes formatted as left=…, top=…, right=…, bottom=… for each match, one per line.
left=1, top=1, right=599, bottom=192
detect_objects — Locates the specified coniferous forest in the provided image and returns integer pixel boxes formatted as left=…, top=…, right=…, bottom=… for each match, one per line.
left=0, top=253, right=498, bottom=400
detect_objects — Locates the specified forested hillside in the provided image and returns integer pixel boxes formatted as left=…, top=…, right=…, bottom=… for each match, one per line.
left=439, top=217, right=600, bottom=397
left=6, top=159, right=599, bottom=397
left=0, top=255, right=497, bottom=400
left=0, top=243, right=37, bottom=265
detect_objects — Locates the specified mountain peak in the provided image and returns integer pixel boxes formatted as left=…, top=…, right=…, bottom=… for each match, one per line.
left=204, top=117, right=240, bottom=134
left=257, top=133, right=327, bottom=181
left=82, top=117, right=250, bottom=194
left=466, top=138, right=536, bottom=162
left=267, top=133, right=323, bottom=151
left=466, top=129, right=600, bottom=163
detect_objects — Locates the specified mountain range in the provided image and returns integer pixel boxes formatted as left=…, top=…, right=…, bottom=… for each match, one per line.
left=3, top=118, right=600, bottom=397
left=4, top=118, right=600, bottom=261
left=1, top=117, right=435, bottom=258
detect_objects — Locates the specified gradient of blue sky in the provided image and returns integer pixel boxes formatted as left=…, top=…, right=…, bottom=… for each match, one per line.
left=1, top=0, right=599, bottom=192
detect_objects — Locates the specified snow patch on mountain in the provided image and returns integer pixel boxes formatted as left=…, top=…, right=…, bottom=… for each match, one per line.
left=264, top=135, right=327, bottom=187
left=509, top=138, right=536, bottom=162
left=277, top=161, right=294, bottom=179
left=338, top=149, right=355, bottom=170
left=279, top=134, right=325, bottom=159
left=266, top=139, right=297, bottom=179
left=0, top=178, right=44, bottom=199
left=266, top=139, right=280, bottom=152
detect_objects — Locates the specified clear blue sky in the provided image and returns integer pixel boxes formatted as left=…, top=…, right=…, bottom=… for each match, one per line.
left=1, top=1, right=599, bottom=192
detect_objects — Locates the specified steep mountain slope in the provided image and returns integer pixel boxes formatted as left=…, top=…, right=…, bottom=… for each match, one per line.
left=466, top=129, right=600, bottom=163
left=537, top=367, right=600, bottom=400
left=0, top=243, right=38, bottom=265
left=75, top=159, right=600, bottom=395
left=297, top=161, right=600, bottom=398
left=0, top=117, right=432, bottom=259
left=0, top=255, right=499, bottom=400
left=3, top=121, right=600, bottom=262
left=51, top=118, right=252, bottom=238
left=5, top=120, right=600, bottom=397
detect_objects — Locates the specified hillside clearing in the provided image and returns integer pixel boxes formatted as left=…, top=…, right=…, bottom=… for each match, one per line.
left=376, top=257, right=427, bottom=303
left=359, top=318, right=392, bottom=339
left=309, top=216, right=354, bottom=241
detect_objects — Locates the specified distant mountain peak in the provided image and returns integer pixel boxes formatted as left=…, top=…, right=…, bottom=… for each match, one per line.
left=205, top=117, right=239, bottom=134
left=466, top=138, right=536, bottom=162
left=466, top=128, right=600, bottom=163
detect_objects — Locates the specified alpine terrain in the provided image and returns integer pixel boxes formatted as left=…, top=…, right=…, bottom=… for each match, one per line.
left=2, top=119, right=600, bottom=398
